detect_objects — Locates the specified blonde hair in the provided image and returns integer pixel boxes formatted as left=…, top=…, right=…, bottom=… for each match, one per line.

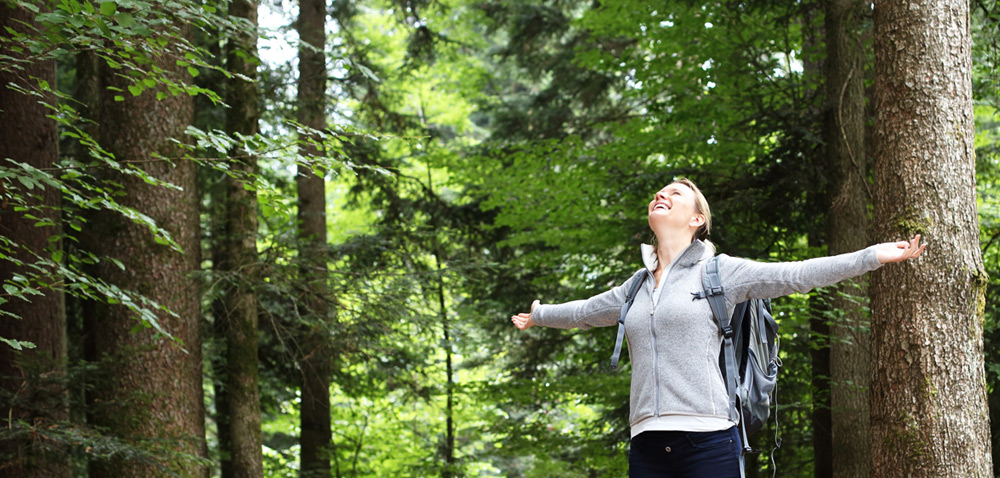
left=674, top=178, right=711, bottom=241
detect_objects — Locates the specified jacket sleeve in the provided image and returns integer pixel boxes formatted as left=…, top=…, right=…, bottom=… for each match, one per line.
left=533, top=270, right=647, bottom=330
left=718, top=246, right=882, bottom=304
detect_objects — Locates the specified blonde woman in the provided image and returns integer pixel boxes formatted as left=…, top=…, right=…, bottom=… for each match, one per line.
left=511, top=178, right=925, bottom=478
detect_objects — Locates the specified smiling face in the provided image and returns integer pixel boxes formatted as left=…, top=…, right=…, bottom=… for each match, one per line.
left=647, top=180, right=710, bottom=242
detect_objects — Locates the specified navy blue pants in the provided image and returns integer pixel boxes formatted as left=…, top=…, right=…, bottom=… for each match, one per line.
left=628, top=427, right=741, bottom=478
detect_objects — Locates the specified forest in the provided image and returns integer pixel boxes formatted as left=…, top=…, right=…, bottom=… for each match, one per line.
left=1, top=0, right=999, bottom=476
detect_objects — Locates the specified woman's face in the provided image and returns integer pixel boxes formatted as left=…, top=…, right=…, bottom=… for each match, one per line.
left=648, top=182, right=702, bottom=232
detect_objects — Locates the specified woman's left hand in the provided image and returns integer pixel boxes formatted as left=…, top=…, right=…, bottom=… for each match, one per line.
left=876, top=234, right=927, bottom=264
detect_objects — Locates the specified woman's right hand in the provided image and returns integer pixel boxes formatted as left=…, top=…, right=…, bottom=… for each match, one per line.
left=511, top=300, right=540, bottom=330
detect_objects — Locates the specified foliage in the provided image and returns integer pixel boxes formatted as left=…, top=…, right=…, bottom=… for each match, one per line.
left=2, top=0, right=999, bottom=475
left=0, top=352, right=211, bottom=475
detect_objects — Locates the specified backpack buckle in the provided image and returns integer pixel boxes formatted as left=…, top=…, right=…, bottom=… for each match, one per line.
left=691, top=285, right=725, bottom=300
left=722, top=325, right=734, bottom=339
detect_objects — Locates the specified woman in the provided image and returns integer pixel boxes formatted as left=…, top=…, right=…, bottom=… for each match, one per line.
left=510, top=178, right=925, bottom=478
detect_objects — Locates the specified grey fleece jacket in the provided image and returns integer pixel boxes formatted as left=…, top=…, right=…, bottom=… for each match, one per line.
left=533, top=240, right=883, bottom=429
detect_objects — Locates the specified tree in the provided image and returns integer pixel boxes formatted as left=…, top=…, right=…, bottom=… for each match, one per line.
left=218, top=0, right=265, bottom=475
left=871, top=0, right=993, bottom=475
left=822, top=0, right=872, bottom=476
left=0, top=4, right=68, bottom=477
left=82, top=27, right=207, bottom=478
left=296, top=0, right=333, bottom=475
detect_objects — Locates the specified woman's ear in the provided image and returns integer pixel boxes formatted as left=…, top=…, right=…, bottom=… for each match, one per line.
left=690, top=214, right=705, bottom=227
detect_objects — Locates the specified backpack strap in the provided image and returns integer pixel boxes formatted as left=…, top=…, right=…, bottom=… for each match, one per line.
left=697, top=256, right=740, bottom=424
left=609, top=269, right=648, bottom=370
left=696, top=256, right=752, bottom=477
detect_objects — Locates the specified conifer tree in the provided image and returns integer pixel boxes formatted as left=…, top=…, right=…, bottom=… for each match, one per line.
left=871, top=0, right=992, bottom=474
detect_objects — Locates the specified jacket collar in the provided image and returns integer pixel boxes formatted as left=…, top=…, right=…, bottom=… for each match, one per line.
left=640, top=240, right=715, bottom=272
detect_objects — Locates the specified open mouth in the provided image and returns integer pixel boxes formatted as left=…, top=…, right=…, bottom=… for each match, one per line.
left=653, top=202, right=670, bottom=211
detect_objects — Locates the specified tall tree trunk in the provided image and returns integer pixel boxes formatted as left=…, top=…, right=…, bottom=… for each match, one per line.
left=871, top=0, right=992, bottom=475
left=427, top=167, right=456, bottom=478
left=799, top=5, right=834, bottom=475
left=83, top=32, right=207, bottom=478
left=0, top=5, right=68, bottom=477
left=823, top=0, right=872, bottom=476
left=296, top=0, right=333, bottom=476
left=211, top=297, right=234, bottom=478
left=809, top=240, right=833, bottom=478
left=437, top=276, right=456, bottom=478
left=220, top=0, right=264, bottom=476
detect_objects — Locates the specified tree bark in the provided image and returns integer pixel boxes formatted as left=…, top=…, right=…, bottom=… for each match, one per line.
left=823, top=0, right=872, bottom=476
left=83, top=32, right=207, bottom=478
left=219, top=0, right=264, bottom=476
left=871, top=0, right=992, bottom=475
left=799, top=6, right=835, bottom=475
left=296, top=0, right=333, bottom=476
left=0, top=4, right=68, bottom=477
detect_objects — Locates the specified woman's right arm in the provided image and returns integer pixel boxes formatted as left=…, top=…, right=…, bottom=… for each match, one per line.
left=510, top=271, right=646, bottom=330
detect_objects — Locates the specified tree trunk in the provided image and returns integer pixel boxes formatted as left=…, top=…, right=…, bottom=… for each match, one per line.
left=809, top=247, right=833, bottom=478
left=296, top=0, right=333, bottom=475
left=220, top=0, right=264, bottom=476
left=211, top=298, right=234, bottom=478
left=83, top=33, right=207, bottom=478
left=871, top=0, right=992, bottom=475
left=823, top=0, right=872, bottom=476
left=799, top=6, right=834, bottom=475
left=0, top=4, right=68, bottom=477
left=427, top=168, right=456, bottom=478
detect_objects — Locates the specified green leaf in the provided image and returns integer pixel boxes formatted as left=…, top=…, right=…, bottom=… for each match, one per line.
left=3, top=284, right=18, bottom=295
left=94, top=17, right=111, bottom=36
left=115, top=11, right=134, bottom=28
left=99, top=1, right=116, bottom=16
left=1, top=337, right=36, bottom=351
left=128, top=83, right=144, bottom=96
left=187, top=66, right=199, bottom=78
left=16, top=176, right=36, bottom=190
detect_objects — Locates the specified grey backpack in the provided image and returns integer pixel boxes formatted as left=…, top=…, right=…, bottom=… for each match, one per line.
left=695, top=256, right=782, bottom=471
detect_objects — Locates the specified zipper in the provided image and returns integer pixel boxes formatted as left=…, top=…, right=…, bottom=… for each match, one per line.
left=648, top=244, right=695, bottom=417
left=649, top=274, right=658, bottom=416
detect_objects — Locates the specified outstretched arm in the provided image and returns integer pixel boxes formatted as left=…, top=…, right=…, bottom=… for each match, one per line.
left=509, top=270, right=646, bottom=330
left=720, top=234, right=927, bottom=303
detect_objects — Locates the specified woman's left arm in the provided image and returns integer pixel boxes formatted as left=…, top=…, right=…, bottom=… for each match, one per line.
left=720, top=234, right=926, bottom=302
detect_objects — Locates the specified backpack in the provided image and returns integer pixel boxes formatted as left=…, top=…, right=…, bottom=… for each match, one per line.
left=695, top=256, right=781, bottom=456
left=608, top=257, right=782, bottom=472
